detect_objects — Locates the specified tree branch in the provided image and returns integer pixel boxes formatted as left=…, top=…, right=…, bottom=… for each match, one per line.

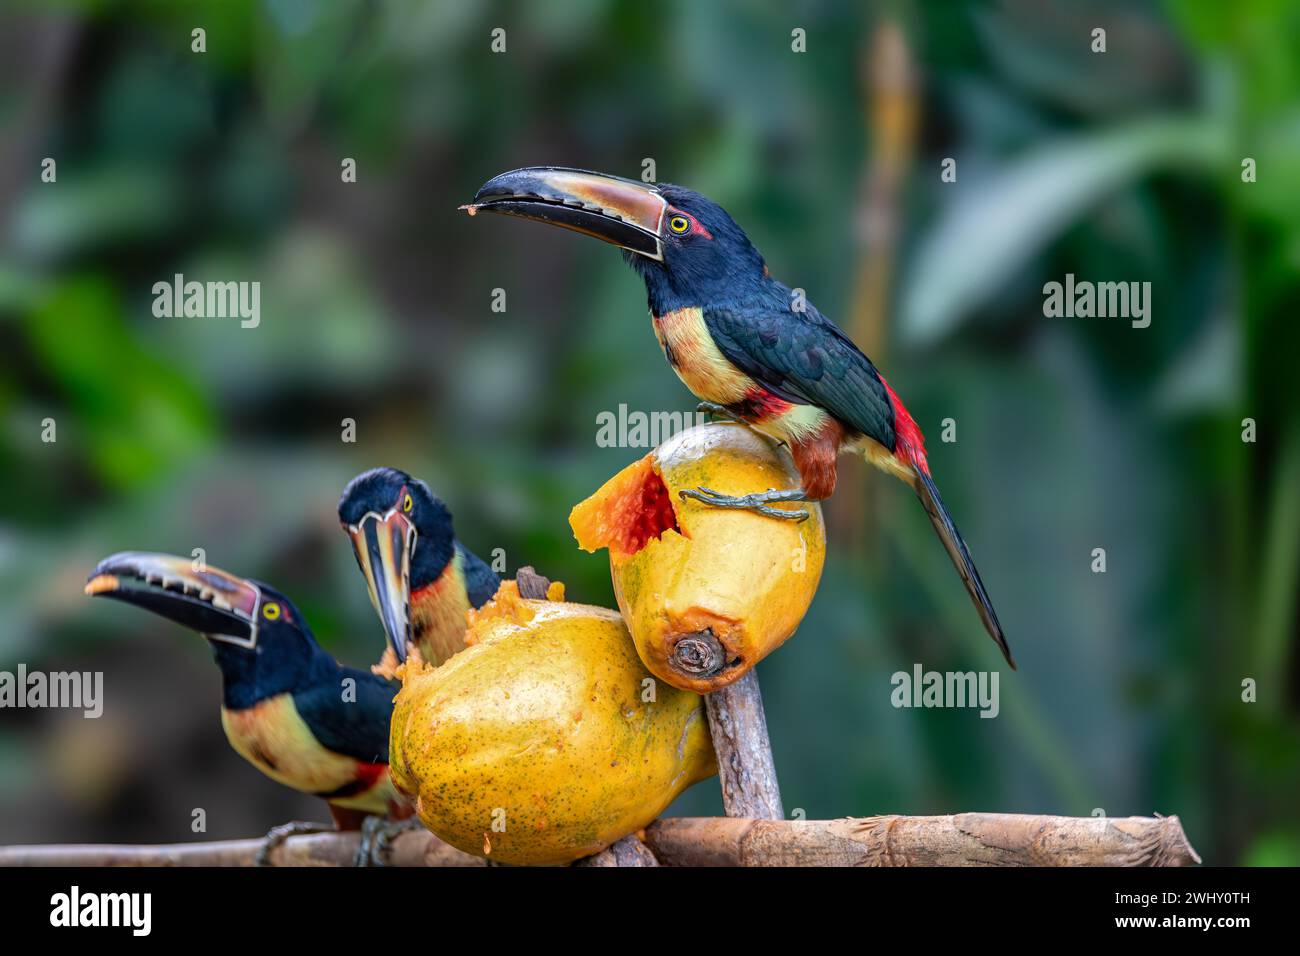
left=643, top=814, right=1202, bottom=867
left=704, top=671, right=784, bottom=819
left=0, top=814, right=1199, bottom=866
left=573, top=834, right=660, bottom=867
left=0, top=829, right=483, bottom=867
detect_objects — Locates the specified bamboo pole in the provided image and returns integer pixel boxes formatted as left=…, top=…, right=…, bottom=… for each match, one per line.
left=644, top=814, right=1202, bottom=867
left=0, top=814, right=1199, bottom=867
left=837, top=17, right=919, bottom=552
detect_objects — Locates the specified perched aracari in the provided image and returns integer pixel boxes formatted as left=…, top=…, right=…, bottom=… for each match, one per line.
left=465, top=167, right=1013, bottom=668
left=338, top=467, right=500, bottom=666
left=85, top=552, right=410, bottom=863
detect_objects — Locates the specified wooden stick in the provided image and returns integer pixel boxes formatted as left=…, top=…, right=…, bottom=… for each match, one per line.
left=0, top=829, right=484, bottom=867
left=574, top=834, right=660, bottom=867
left=652, top=621, right=785, bottom=820
left=643, top=814, right=1202, bottom=867
left=0, top=814, right=1199, bottom=867
left=705, top=670, right=784, bottom=820
left=514, top=566, right=552, bottom=600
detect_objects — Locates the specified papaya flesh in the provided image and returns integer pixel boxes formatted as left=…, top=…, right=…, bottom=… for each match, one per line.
left=571, top=423, right=826, bottom=692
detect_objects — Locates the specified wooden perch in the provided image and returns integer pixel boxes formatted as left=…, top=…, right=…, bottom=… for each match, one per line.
left=644, top=814, right=1202, bottom=867
left=574, top=834, right=660, bottom=867
left=0, top=814, right=1199, bottom=867
left=514, top=565, right=552, bottom=600
left=0, top=829, right=483, bottom=867
left=705, top=670, right=784, bottom=820
left=16, top=579, right=1197, bottom=869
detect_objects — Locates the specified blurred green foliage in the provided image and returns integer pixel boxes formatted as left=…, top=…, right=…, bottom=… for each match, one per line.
left=0, top=0, right=1295, bottom=861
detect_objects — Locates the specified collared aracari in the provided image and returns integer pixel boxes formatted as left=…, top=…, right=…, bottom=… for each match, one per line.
left=337, top=467, right=500, bottom=667
left=464, top=167, right=1014, bottom=668
left=85, top=551, right=410, bottom=863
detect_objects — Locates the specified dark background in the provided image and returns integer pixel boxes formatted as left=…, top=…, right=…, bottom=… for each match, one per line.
left=0, top=0, right=1296, bottom=865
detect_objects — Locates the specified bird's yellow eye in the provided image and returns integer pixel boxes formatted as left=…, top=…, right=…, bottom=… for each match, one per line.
left=402, top=493, right=414, bottom=513
left=262, top=603, right=281, bottom=621
left=669, top=215, right=690, bottom=234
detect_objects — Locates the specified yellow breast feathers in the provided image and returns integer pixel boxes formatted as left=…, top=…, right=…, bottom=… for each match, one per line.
left=221, top=695, right=394, bottom=813
left=410, top=552, right=473, bottom=667
left=651, top=307, right=755, bottom=405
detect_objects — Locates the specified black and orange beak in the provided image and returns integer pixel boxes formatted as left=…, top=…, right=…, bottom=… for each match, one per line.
left=463, top=167, right=668, bottom=261
left=85, top=552, right=263, bottom=649
left=345, top=509, right=417, bottom=662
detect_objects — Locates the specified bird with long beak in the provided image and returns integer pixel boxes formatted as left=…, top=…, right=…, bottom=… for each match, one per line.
left=464, top=167, right=1014, bottom=668
left=85, top=552, right=410, bottom=864
left=338, top=467, right=500, bottom=669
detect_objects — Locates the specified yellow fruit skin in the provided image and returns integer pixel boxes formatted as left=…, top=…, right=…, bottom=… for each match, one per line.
left=389, top=596, right=716, bottom=865
left=572, top=423, right=826, bottom=693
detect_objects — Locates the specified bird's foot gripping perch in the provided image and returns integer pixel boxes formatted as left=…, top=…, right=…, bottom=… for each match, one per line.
left=678, top=486, right=810, bottom=521
left=695, top=401, right=746, bottom=425
left=353, top=816, right=428, bottom=867
left=256, top=821, right=333, bottom=866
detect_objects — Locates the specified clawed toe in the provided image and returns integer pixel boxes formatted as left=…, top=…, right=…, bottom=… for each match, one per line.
left=352, top=815, right=385, bottom=867
left=696, top=402, right=753, bottom=426
left=678, top=485, right=725, bottom=504
left=354, top=815, right=427, bottom=867
left=754, top=503, right=809, bottom=522
left=678, top=486, right=809, bottom=521
left=256, top=820, right=330, bottom=867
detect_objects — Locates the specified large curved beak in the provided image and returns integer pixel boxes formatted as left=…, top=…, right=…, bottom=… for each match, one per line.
left=345, top=510, right=417, bottom=663
left=462, top=167, right=668, bottom=261
left=85, top=552, right=262, bottom=648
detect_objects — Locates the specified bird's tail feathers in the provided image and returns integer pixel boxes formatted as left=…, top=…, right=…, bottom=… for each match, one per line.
left=910, top=468, right=1015, bottom=669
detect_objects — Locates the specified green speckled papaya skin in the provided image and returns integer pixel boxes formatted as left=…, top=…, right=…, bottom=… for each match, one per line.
left=389, top=595, right=716, bottom=865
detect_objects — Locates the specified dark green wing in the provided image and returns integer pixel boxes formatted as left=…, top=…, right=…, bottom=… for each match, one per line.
left=457, top=541, right=501, bottom=609
left=702, top=303, right=896, bottom=448
left=292, top=668, right=396, bottom=765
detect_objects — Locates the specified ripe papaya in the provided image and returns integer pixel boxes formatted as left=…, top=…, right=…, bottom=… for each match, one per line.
left=388, top=581, right=716, bottom=865
left=571, top=423, right=826, bottom=692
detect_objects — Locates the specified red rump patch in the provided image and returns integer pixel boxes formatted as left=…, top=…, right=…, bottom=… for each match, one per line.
left=879, top=375, right=929, bottom=475
left=789, top=418, right=845, bottom=501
